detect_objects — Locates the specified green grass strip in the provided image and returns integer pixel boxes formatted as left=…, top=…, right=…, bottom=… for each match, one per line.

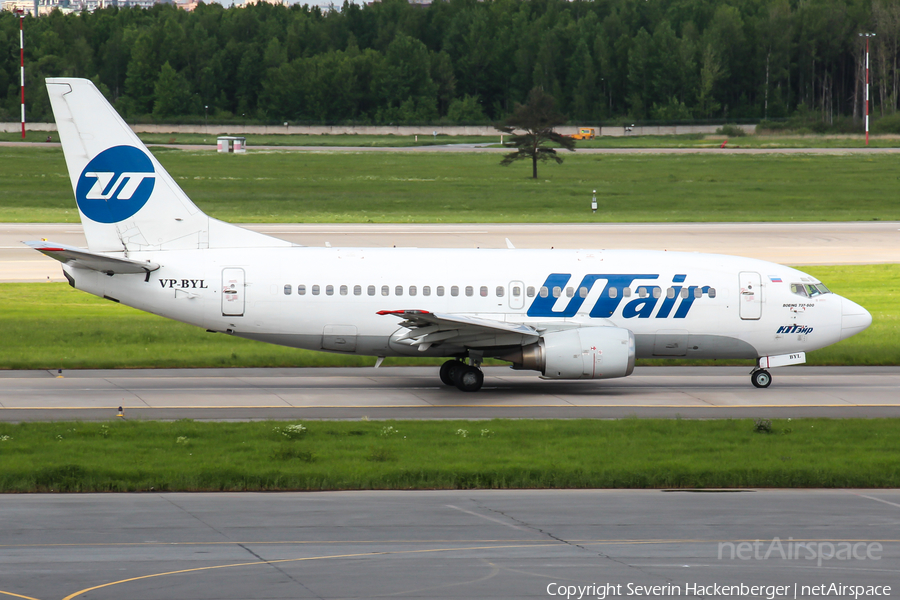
left=2, top=147, right=900, bottom=223
left=1, top=264, right=895, bottom=370
left=0, top=419, right=897, bottom=492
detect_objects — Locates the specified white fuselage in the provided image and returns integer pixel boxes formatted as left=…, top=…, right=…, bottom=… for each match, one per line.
left=65, top=246, right=862, bottom=361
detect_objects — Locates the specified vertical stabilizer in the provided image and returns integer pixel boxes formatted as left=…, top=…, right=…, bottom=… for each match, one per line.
left=46, top=78, right=289, bottom=253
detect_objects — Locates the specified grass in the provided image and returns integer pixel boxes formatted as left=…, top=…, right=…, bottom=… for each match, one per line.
left=0, top=418, right=897, bottom=492
left=2, top=146, right=900, bottom=223
left=6, top=129, right=900, bottom=148
left=0, top=264, right=895, bottom=370
left=0, top=131, right=502, bottom=146
left=573, top=133, right=900, bottom=149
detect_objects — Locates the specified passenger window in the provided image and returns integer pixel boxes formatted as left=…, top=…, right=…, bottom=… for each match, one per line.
left=381, top=285, right=389, bottom=296
left=667, top=288, right=676, bottom=299
left=298, top=285, right=306, bottom=295
left=527, top=286, right=535, bottom=298
left=395, top=285, right=403, bottom=296
left=367, top=285, right=375, bottom=296
left=608, top=287, right=617, bottom=299
left=512, top=286, right=521, bottom=297
left=437, top=286, right=445, bottom=297
left=465, top=286, right=474, bottom=297
left=552, top=286, right=561, bottom=298
left=480, top=286, right=488, bottom=297
left=353, top=285, right=361, bottom=296
left=496, top=286, right=505, bottom=297
left=694, top=287, right=702, bottom=298
left=283, top=284, right=292, bottom=295
left=539, top=286, right=549, bottom=298
left=340, top=285, right=348, bottom=296
left=566, top=287, right=574, bottom=298
left=451, top=286, right=459, bottom=297
left=579, top=287, right=588, bottom=298
left=423, top=286, right=431, bottom=296
left=409, top=286, right=417, bottom=296
left=326, top=285, right=334, bottom=296
left=652, top=288, right=661, bottom=299
left=708, top=288, right=717, bottom=298
left=623, top=287, right=631, bottom=297
left=312, top=285, right=320, bottom=296
left=638, top=288, right=647, bottom=298
left=681, top=288, right=689, bottom=299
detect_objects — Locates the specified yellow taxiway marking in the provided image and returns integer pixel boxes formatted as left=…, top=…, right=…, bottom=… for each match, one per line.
left=60, top=543, right=560, bottom=600
left=15, top=536, right=900, bottom=599
left=0, top=591, right=42, bottom=600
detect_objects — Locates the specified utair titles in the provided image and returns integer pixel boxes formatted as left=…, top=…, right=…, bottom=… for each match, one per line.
left=527, top=273, right=712, bottom=319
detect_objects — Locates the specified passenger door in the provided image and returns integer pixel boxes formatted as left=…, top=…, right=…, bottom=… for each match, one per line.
left=221, top=268, right=245, bottom=317
left=739, top=271, right=762, bottom=320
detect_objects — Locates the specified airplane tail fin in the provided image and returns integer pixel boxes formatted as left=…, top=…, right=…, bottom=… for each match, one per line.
left=46, top=78, right=289, bottom=253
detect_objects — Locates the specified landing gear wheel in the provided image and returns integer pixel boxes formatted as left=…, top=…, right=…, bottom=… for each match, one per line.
left=439, top=360, right=461, bottom=386
left=454, top=365, right=484, bottom=392
left=751, top=369, right=772, bottom=388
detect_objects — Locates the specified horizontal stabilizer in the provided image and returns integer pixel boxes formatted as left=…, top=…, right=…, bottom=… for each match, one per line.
left=25, top=241, right=160, bottom=275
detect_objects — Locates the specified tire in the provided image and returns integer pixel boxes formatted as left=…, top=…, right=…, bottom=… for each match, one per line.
left=439, top=360, right=459, bottom=386
left=454, top=365, right=484, bottom=392
left=751, top=369, right=772, bottom=388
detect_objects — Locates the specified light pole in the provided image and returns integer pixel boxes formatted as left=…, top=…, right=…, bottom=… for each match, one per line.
left=860, top=33, right=876, bottom=146
left=204, top=105, right=208, bottom=130
left=16, top=9, right=25, bottom=140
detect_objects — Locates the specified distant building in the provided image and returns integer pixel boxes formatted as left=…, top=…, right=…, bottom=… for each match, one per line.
left=2, top=0, right=47, bottom=16
left=3, top=0, right=169, bottom=13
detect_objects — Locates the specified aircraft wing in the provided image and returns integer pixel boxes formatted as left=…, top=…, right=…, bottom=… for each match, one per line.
left=376, top=309, right=540, bottom=351
left=24, top=241, right=160, bottom=275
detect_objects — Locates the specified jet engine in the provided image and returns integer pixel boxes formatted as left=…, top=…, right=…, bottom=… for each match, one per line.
left=502, top=327, right=635, bottom=380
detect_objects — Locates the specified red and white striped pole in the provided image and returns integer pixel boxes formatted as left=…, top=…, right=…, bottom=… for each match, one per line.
left=17, top=9, right=25, bottom=141
left=860, top=33, right=875, bottom=146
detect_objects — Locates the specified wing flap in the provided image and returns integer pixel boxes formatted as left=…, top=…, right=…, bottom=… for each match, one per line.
left=377, top=309, right=539, bottom=350
left=25, top=240, right=160, bottom=275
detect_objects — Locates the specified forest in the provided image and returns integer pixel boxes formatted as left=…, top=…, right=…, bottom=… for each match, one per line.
left=1, top=0, right=899, bottom=126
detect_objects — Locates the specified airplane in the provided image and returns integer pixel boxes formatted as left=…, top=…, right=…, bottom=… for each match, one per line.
left=27, top=78, right=872, bottom=392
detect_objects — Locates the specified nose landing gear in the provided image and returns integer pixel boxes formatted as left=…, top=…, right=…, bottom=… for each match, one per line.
left=440, top=359, right=484, bottom=392
left=750, top=368, right=772, bottom=388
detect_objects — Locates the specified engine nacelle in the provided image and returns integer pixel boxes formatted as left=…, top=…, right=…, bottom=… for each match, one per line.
left=507, top=327, right=635, bottom=380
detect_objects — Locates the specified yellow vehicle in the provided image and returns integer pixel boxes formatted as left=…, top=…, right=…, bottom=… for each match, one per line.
left=566, top=127, right=596, bottom=140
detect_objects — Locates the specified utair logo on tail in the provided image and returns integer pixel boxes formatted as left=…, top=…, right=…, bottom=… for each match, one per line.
left=75, top=145, right=155, bottom=224
left=527, top=273, right=712, bottom=319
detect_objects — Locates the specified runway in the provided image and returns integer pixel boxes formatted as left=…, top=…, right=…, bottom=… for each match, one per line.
left=3, top=221, right=899, bottom=282
left=1, top=366, right=898, bottom=422
left=1, top=490, right=898, bottom=599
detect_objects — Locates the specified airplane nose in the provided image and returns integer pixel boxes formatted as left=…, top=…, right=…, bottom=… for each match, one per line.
left=840, top=297, right=872, bottom=340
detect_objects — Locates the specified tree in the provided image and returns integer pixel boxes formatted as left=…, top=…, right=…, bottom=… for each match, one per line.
left=496, top=87, right=575, bottom=179
left=153, top=61, right=192, bottom=118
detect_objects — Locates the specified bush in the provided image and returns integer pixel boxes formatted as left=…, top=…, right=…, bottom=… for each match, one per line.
left=715, top=124, right=747, bottom=137
left=871, top=113, right=900, bottom=134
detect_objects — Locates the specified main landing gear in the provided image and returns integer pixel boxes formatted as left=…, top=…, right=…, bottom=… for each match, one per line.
left=750, top=368, right=772, bottom=388
left=440, top=359, right=484, bottom=392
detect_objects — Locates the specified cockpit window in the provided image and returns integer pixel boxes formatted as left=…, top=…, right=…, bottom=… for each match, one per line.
left=791, top=282, right=831, bottom=298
